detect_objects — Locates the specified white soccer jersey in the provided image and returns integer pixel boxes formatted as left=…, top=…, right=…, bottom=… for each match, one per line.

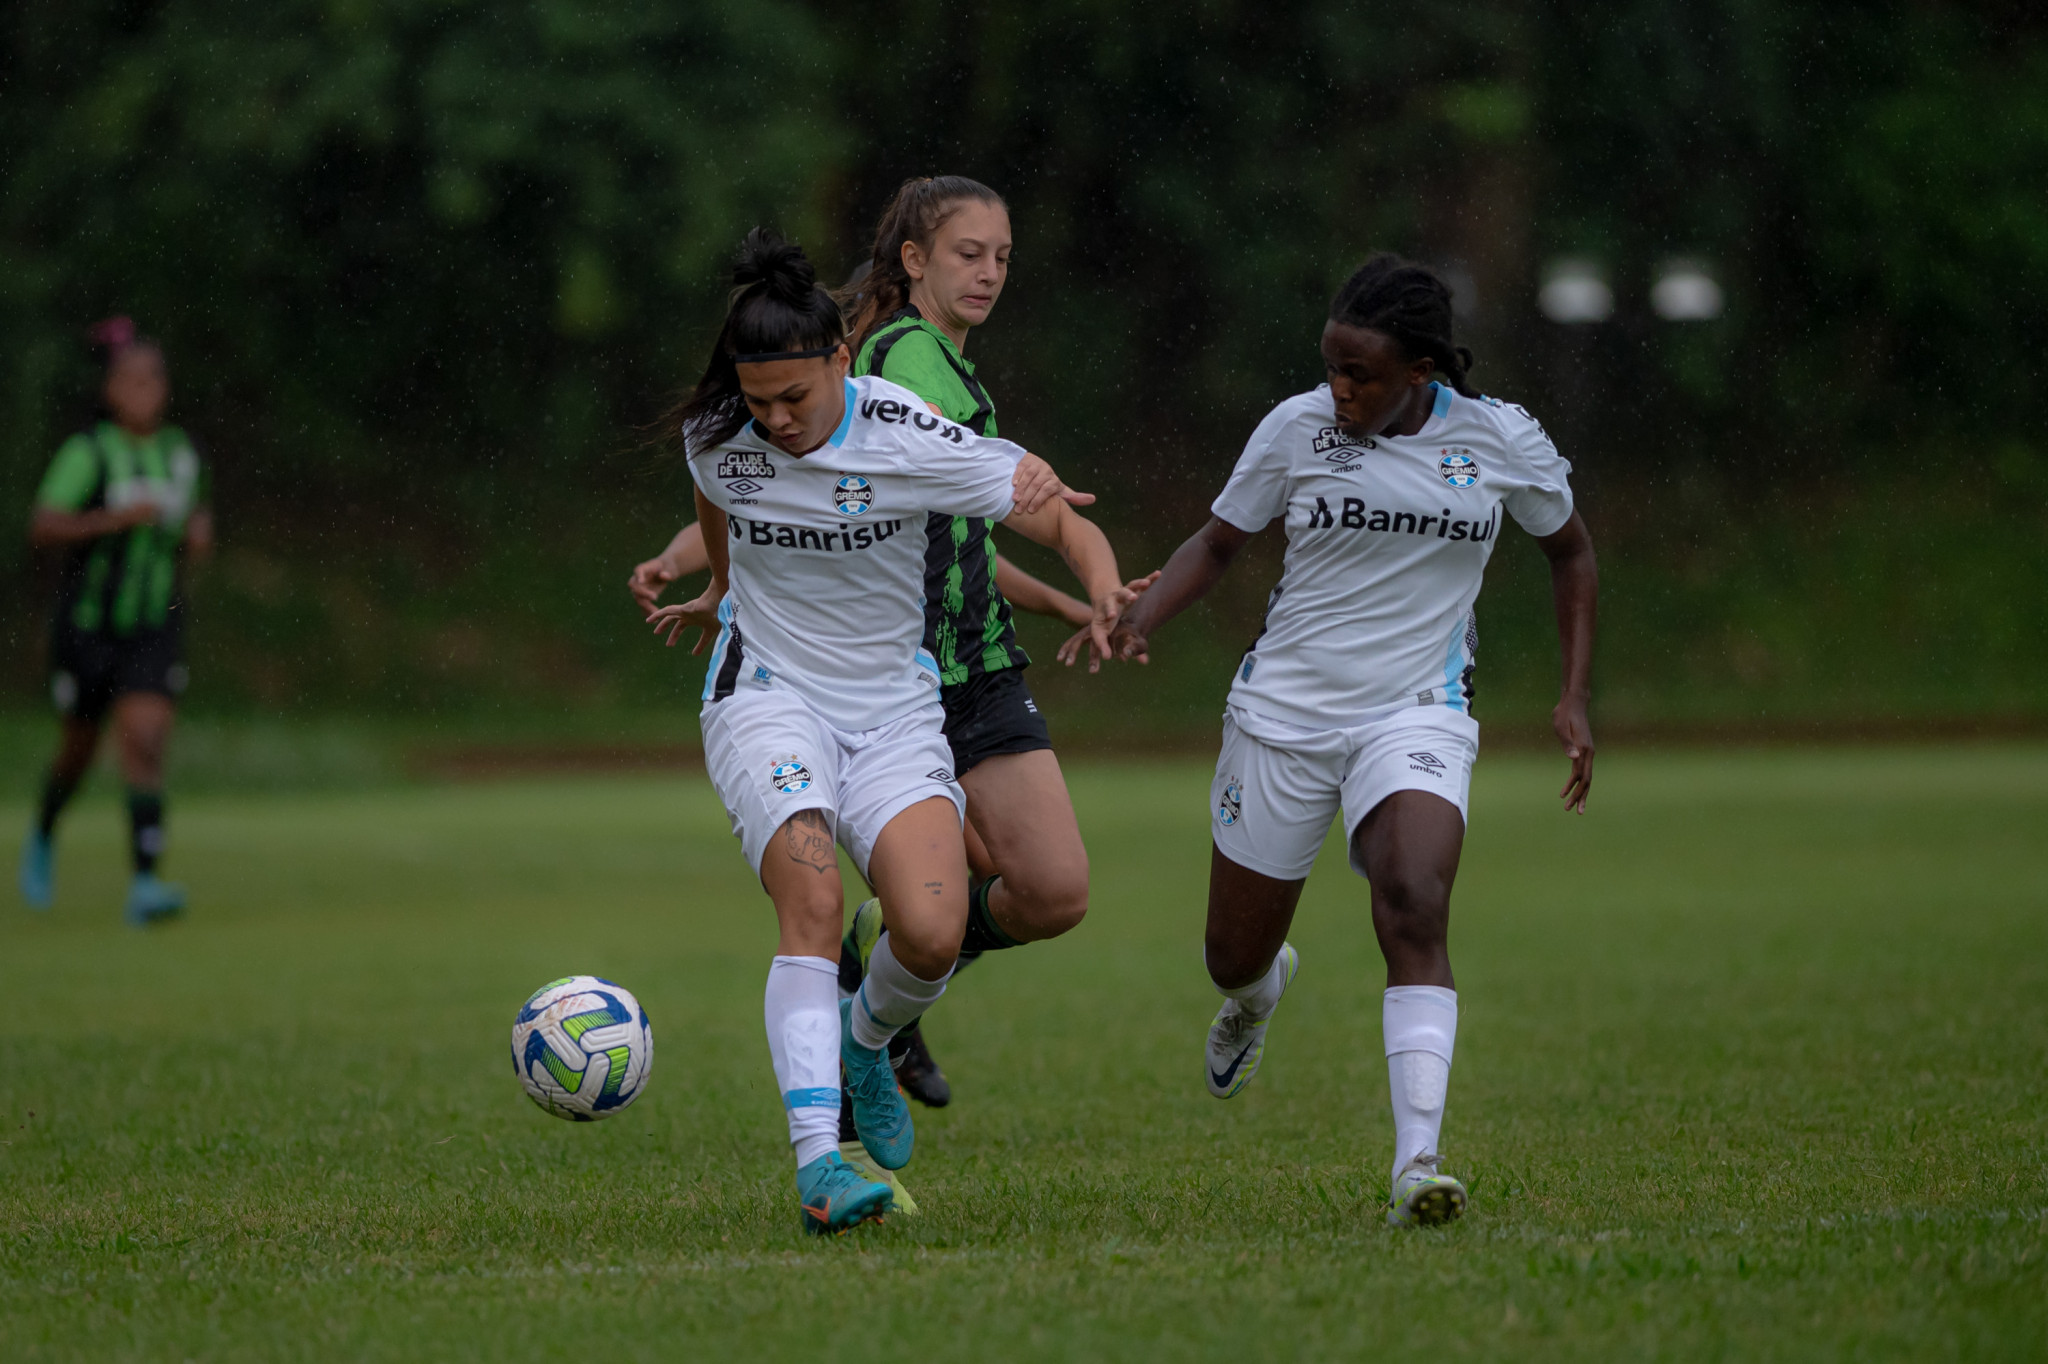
left=1211, top=382, right=1575, bottom=730
left=688, top=375, right=1024, bottom=732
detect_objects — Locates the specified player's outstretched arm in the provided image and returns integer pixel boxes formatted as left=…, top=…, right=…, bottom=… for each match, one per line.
left=1105, top=516, right=1256, bottom=665
left=1536, top=510, right=1598, bottom=813
left=1010, top=452, right=1094, bottom=514
left=994, top=554, right=1091, bottom=628
left=628, top=522, right=711, bottom=611
left=645, top=491, right=729, bottom=654
left=1000, top=498, right=1132, bottom=674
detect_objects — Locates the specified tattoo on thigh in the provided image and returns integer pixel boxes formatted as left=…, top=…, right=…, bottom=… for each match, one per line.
left=785, top=810, right=836, bottom=874
left=924, top=879, right=944, bottom=897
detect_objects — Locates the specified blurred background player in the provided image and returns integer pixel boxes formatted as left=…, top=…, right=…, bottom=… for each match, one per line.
left=1108, top=255, right=1599, bottom=1228
left=631, top=177, right=1151, bottom=1121
left=18, top=318, right=214, bottom=925
left=643, top=230, right=1125, bottom=1233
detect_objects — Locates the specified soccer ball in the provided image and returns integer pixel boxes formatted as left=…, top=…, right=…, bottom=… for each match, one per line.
left=510, top=976, right=653, bottom=1121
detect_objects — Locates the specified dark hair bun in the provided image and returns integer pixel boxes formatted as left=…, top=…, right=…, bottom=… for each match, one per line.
left=733, top=228, right=817, bottom=305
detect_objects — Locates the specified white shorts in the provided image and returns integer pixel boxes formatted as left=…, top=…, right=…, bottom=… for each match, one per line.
left=1210, top=703, right=1478, bottom=882
left=701, top=684, right=965, bottom=879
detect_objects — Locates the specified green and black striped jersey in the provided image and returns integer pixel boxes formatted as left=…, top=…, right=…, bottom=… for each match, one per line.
left=35, top=422, right=207, bottom=636
left=854, top=307, right=1026, bottom=686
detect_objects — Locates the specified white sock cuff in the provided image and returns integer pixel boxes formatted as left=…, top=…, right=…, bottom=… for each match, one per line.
left=852, top=931, right=952, bottom=1049
left=1210, top=950, right=1284, bottom=1002
left=771, top=954, right=839, bottom=976
left=1383, top=985, right=1457, bottom=1063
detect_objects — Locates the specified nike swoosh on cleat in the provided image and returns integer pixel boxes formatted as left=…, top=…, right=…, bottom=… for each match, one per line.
left=1210, top=1040, right=1255, bottom=1091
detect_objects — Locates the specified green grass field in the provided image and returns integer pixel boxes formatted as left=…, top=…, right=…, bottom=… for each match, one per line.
left=2, top=746, right=2044, bottom=1361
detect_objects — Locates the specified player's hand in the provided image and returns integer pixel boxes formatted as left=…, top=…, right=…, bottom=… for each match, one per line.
left=108, top=501, right=161, bottom=532
left=646, top=587, right=724, bottom=655
left=1553, top=695, right=1594, bottom=813
left=1012, top=453, right=1095, bottom=515
left=628, top=554, right=680, bottom=612
left=1108, top=619, right=1150, bottom=666
left=1055, top=581, right=1146, bottom=673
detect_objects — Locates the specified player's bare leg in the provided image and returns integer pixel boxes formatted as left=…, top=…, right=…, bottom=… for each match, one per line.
left=758, top=809, right=892, bottom=1234
left=839, top=797, right=969, bottom=1171
left=1201, top=848, right=1306, bottom=1097
left=1352, top=791, right=1467, bottom=1226
left=960, top=749, right=1089, bottom=943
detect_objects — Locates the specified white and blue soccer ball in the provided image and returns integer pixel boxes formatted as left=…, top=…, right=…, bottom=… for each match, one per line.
left=511, top=976, right=653, bottom=1121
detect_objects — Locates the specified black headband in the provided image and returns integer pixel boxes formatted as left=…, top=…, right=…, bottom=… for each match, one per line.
left=730, top=343, right=842, bottom=364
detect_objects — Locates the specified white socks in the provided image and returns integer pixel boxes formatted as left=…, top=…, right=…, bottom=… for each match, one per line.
left=1383, top=985, right=1457, bottom=1186
left=764, top=955, right=841, bottom=1169
left=1212, top=950, right=1287, bottom=1018
left=849, top=931, right=951, bottom=1051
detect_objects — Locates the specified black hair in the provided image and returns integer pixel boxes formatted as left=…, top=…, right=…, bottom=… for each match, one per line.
left=1328, top=254, right=1478, bottom=397
left=836, top=176, right=1007, bottom=349
left=668, top=229, right=847, bottom=453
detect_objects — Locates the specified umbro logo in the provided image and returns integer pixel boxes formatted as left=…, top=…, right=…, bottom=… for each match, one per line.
left=1408, top=752, right=1446, bottom=773
left=726, top=478, right=764, bottom=496
left=1313, top=426, right=1376, bottom=462
left=927, top=767, right=954, bottom=783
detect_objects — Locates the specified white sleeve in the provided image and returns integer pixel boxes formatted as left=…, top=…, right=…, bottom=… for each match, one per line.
left=1498, top=407, right=1575, bottom=538
left=897, top=425, right=1023, bottom=522
left=1209, top=402, right=1295, bottom=532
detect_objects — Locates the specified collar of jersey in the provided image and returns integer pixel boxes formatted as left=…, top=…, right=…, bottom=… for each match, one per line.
left=828, top=379, right=855, bottom=447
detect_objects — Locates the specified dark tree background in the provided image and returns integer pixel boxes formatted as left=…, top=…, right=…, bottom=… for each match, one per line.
left=3, top=0, right=2044, bottom=733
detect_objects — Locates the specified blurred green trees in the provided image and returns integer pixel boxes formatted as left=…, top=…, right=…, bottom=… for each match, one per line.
left=2, top=1, right=2043, bottom=726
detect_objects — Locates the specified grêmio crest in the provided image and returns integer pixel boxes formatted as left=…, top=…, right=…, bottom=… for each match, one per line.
left=1313, top=427, right=1376, bottom=463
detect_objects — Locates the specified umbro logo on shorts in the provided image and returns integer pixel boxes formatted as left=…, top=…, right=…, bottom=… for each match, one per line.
left=926, top=768, right=954, bottom=783
left=1408, top=752, right=1446, bottom=776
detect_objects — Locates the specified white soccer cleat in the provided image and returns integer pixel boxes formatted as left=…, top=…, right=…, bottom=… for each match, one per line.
left=1386, top=1151, right=1467, bottom=1228
left=1204, top=943, right=1299, bottom=1099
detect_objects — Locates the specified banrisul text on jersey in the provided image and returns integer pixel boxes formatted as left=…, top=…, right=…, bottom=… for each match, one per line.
left=1211, top=382, right=1574, bottom=730
left=686, top=374, right=1029, bottom=733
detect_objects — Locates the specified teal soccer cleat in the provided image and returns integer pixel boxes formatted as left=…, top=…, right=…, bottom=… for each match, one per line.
left=840, top=997, right=914, bottom=1170
left=19, top=830, right=53, bottom=910
left=124, top=873, right=186, bottom=927
left=797, top=1150, right=893, bottom=1235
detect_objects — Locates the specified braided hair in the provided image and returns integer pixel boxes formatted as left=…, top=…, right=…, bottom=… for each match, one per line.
left=836, top=175, right=1007, bottom=349
left=669, top=229, right=847, bottom=453
left=1329, top=254, right=1479, bottom=398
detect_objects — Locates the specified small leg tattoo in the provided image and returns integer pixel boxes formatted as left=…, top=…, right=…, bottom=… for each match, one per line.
left=785, top=810, right=836, bottom=874
left=924, top=880, right=944, bottom=897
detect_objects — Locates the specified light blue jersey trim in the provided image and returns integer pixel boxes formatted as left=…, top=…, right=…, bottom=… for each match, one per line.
left=699, top=598, right=738, bottom=702
left=783, top=1087, right=839, bottom=1110
left=827, top=380, right=856, bottom=448
left=1437, top=612, right=1471, bottom=714
left=1430, top=381, right=1452, bottom=419
left=914, top=646, right=940, bottom=681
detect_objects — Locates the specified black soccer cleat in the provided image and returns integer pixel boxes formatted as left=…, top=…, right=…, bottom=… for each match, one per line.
left=889, top=1021, right=952, bottom=1108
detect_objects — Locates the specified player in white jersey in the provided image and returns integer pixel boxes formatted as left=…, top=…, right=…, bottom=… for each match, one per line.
left=647, top=231, right=1133, bottom=1236
left=1105, top=254, right=1599, bottom=1228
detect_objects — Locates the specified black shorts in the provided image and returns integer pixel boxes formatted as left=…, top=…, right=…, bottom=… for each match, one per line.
left=940, top=667, right=1053, bottom=777
left=49, top=622, right=186, bottom=724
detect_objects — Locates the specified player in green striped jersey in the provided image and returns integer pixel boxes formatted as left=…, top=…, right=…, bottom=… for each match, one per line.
left=18, top=319, right=213, bottom=924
